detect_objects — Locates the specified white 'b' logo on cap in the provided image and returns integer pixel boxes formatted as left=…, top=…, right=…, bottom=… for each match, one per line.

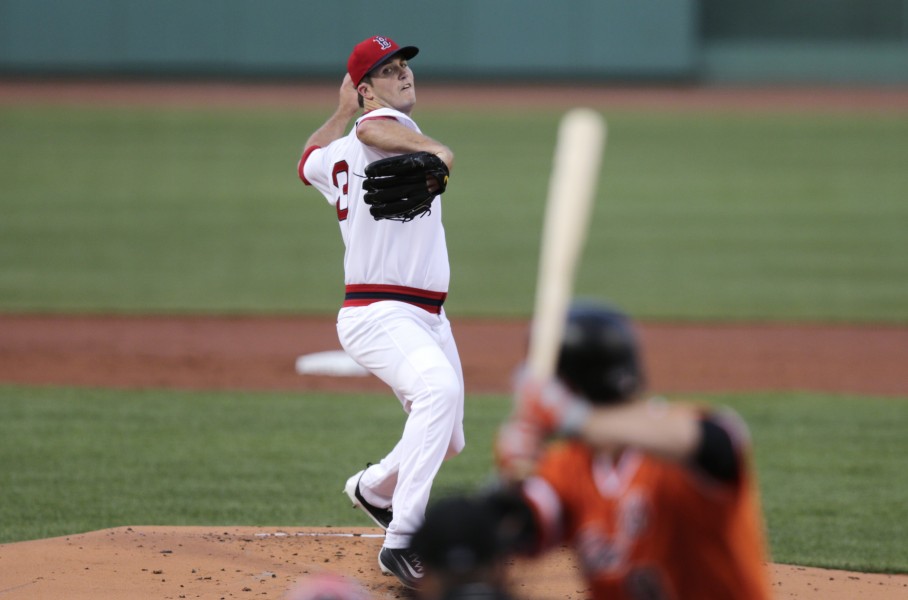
left=374, top=36, right=392, bottom=50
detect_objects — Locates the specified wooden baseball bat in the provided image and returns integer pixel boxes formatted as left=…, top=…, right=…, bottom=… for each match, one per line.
left=526, top=108, right=607, bottom=381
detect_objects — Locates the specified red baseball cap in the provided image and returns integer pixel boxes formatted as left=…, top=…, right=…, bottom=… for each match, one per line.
left=347, top=35, right=419, bottom=85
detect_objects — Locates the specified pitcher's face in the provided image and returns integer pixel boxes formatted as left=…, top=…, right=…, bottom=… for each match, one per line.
left=362, top=56, right=416, bottom=113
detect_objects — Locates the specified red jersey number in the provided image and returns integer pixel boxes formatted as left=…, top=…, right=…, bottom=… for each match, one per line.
left=332, top=160, right=350, bottom=221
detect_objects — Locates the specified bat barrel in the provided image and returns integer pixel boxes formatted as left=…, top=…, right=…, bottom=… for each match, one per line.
left=527, top=108, right=607, bottom=381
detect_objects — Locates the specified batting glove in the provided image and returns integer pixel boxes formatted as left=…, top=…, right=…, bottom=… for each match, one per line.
left=514, top=369, right=592, bottom=437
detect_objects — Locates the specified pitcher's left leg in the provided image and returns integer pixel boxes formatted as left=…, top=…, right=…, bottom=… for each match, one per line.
left=382, top=338, right=462, bottom=548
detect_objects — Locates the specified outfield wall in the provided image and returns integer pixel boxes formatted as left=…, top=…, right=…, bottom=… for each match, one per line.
left=0, top=0, right=906, bottom=84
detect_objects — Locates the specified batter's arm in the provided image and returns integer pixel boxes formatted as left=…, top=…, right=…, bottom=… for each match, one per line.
left=303, top=74, right=361, bottom=150
left=577, top=401, right=701, bottom=461
left=577, top=401, right=745, bottom=483
left=356, top=117, right=454, bottom=171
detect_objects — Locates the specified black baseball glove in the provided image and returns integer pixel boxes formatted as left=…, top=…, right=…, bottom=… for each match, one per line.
left=363, top=151, right=449, bottom=222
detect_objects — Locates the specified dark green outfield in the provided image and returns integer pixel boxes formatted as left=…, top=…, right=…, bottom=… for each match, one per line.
left=1, top=106, right=906, bottom=321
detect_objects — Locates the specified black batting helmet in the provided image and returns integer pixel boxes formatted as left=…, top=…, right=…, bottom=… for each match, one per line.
left=555, top=301, right=645, bottom=405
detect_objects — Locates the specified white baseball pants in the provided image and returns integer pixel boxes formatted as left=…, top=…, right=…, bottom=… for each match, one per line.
left=337, top=301, right=465, bottom=549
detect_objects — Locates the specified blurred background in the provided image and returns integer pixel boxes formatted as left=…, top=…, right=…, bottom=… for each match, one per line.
left=1, top=0, right=906, bottom=84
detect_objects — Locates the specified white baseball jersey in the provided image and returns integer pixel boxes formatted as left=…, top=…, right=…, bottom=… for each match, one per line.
left=298, top=107, right=465, bottom=549
left=299, top=108, right=450, bottom=312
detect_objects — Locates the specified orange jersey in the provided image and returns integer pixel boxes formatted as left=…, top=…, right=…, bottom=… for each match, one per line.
left=523, top=438, right=773, bottom=600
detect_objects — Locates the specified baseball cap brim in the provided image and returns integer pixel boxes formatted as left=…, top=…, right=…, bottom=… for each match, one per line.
left=361, top=46, right=419, bottom=81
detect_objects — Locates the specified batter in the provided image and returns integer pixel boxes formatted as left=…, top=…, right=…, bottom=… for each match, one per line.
left=493, top=302, right=774, bottom=600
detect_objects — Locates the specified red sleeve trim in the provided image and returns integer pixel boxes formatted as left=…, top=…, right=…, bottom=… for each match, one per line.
left=298, top=145, right=320, bottom=185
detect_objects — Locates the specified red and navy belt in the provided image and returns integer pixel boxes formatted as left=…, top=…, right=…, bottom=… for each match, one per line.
left=343, top=284, right=447, bottom=314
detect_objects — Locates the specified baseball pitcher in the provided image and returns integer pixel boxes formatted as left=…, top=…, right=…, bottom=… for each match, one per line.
left=297, top=35, right=464, bottom=590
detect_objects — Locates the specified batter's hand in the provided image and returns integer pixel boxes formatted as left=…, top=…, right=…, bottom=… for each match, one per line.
left=494, top=417, right=544, bottom=483
left=514, top=369, right=591, bottom=437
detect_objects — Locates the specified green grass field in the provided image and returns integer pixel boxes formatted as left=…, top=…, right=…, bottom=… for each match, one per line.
left=1, top=103, right=906, bottom=575
left=1, top=105, right=906, bottom=320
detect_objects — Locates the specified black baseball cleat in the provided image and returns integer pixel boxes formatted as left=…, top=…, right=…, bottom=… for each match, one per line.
left=344, top=466, right=393, bottom=530
left=378, top=546, right=424, bottom=589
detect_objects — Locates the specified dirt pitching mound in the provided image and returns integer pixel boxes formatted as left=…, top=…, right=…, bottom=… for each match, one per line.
left=2, top=526, right=908, bottom=600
